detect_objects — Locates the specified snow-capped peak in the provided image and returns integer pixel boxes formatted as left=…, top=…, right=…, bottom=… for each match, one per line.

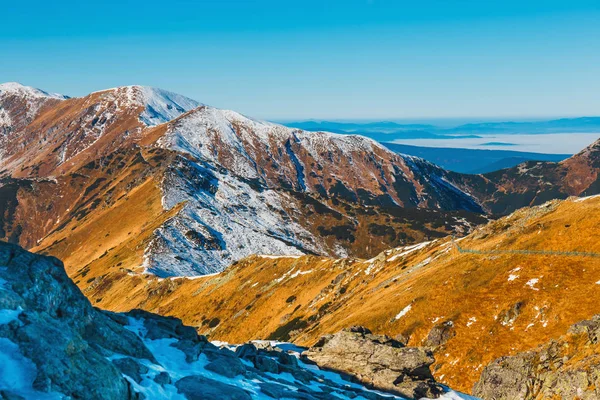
left=93, top=85, right=202, bottom=126
left=0, top=82, right=68, bottom=100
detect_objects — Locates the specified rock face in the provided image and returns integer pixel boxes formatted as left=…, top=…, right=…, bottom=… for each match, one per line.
left=1, top=241, right=459, bottom=399
left=303, top=326, right=443, bottom=399
left=0, top=241, right=152, bottom=399
left=474, top=315, right=600, bottom=399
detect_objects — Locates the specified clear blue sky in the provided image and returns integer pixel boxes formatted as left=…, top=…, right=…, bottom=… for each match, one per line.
left=2, top=0, right=599, bottom=120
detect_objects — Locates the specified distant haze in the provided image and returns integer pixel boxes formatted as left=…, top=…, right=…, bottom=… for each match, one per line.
left=391, top=133, right=599, bottom=154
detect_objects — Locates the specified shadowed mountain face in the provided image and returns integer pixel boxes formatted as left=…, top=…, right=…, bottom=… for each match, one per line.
left=451, top=137, right=600, bottom=215
left=0, top=83, right=488, bottom=276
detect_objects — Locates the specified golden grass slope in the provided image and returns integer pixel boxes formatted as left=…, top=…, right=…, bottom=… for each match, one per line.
left=35, top=194, right=600, bottom=394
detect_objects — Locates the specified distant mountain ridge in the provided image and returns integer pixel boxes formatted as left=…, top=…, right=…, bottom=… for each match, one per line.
left=383, top=143, right=571, bottom=174
left=285, top=116, right=600, bottom=138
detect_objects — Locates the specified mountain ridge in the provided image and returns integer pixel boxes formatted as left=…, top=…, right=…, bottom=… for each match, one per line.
left=1, top=83, right=487, bottom=276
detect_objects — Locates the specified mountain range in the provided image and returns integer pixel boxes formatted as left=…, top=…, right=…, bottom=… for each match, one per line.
left=2, top=82, right=600, bottom=399
left=284, top=117, right=600, bottom=138
left=381, top=143, right=570, bottom=174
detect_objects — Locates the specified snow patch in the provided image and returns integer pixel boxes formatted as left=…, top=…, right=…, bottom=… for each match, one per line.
left=387, top=241, right=431, bottom=262
left=0, top=307, right=21, bottom=325
left=526, top=278, right=540, bottom=291
left=0, top=82, right=68, bottom=100
left=0, top=338, right=63, bottom=399
left=574, top=194, right=600, bottom=202
left=394, top=304, right=412, bottom=320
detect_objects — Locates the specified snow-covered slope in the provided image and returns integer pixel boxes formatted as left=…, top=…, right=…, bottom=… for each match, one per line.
left=93, top=85, right=201, bottom=126
left=138, top=105, right=484, bottom=276
left=0, top=82, right=68, bottom=101
left=143, top=156, right=314, bottom=276
left=0, top=82, right=67, bottom=130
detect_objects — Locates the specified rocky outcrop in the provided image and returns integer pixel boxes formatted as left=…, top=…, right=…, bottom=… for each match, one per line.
left=303, top=326, right=443, bottom=399
left=474, top=315, right=600, bottom=399
left=0, top=241, right=153, bottom=399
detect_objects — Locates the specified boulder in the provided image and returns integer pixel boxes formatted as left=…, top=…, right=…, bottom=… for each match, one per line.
left=303, top=326, right=443, bottom=399
left=205, top=356, right=246, bottom=378
left=254, top=355, right=279, bottom=373
left=258, top=382, right=316, bottom=399
left=153, top=372, right=171, bottom=385
left=112, top=357, right=149, bottom=384
left=424, top=321, right=455, bottom=348
left=0, top=241, right=152, bottom=399
left=175, top=375, right=252, bottom=400
left=235, top=343, right=258, bottom=360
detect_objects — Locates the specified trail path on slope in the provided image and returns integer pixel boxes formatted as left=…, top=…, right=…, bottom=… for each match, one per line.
left=452, top=237, right=600, bottom=259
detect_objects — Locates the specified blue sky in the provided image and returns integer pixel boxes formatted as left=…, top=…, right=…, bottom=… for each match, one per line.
left=2, top=0, right=600, bottom=120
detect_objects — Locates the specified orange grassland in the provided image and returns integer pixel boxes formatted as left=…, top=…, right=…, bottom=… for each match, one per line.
left=35, top=195, right=600, bottom=393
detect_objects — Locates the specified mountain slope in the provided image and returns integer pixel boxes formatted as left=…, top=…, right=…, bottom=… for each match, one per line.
left=0, top=82, right=68, bottom=164
left=63, top=194, right=600, bottom=394
left=2, top=83, right=599, bottom=276
left=453, top=137, right=600, bottom=215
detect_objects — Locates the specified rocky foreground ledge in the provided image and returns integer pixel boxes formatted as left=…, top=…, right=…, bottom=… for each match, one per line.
left=0, top=241, right=467, bottom=400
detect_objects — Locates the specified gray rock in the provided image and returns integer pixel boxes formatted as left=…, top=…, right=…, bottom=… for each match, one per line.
left=424, top=321, right=455, bottom=348
left=175, top=375, right=252, bottom=400
left=303, top=326, right=443, bottom=399
left=112, top=357, right=149, bottom=384
left=0, top=391, right=26, bottom=400
left=259, top=382, right=316, bottom=399
left=254, top=355, right=280, bottom=373
left=205, top=356, right=246, bottom=378
left=125, top=309, right=201, bottom=342
left=277, top=351, right=299, bottom=367
left=153, top=371, right=171, bottom=385
left=235, top=343, right=258, bottom=359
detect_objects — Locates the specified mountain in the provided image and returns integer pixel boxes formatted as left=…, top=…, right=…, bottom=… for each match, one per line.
left=0, top=240, right=471, bottom=400
left=443, top=116, right=600, bottom=135
left=0, top=84, right=200, bottom=177
left=0, top=83, right=68, bottom=158
left=455, top=137, right=600, bottom=214
left=70, top=194, right=600, bottom=395
left=382, top=143, right=570, bottom=174
left=0, top=83, right=487, bottom=276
